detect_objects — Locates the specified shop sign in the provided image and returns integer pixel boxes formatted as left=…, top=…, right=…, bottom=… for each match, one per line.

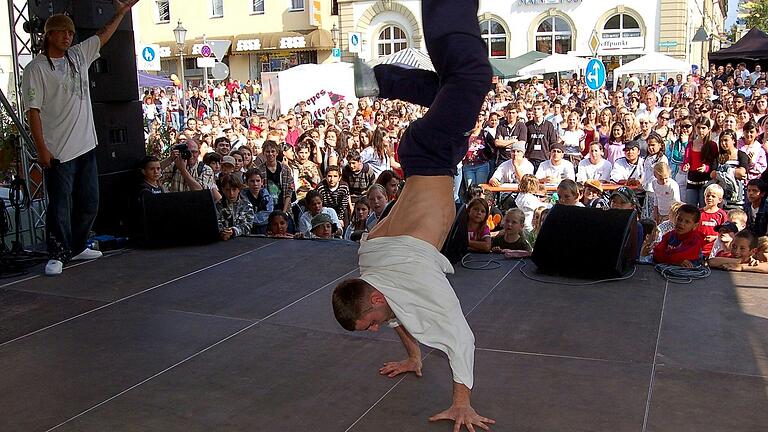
left=237, top=39, right=263, bottom=52
left=158, top=46, right=172, bottom=58
left=598, top=35, right=644, bottom=53
left=518, top=0, right=582, bottom=5
left=280, top=37, right=307, bottom=49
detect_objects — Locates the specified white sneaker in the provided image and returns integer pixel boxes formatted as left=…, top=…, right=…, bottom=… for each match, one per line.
left=71, top=248, right=103, bottom=261
left=45, top=260, right=63, bottom=276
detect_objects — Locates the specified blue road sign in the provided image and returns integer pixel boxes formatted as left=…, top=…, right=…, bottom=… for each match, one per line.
left=351, top=34, right=359, bottom=46
left=332, top=47, right=341, bottom=58
left=586, top=58, right=606, bottom=90
left=142, top=46, right=156, bottom=62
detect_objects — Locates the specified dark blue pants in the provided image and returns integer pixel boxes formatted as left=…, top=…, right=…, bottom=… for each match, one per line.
left=44, top=149, right=99, bottom=262
left=377, top=0, right=492, bottom=177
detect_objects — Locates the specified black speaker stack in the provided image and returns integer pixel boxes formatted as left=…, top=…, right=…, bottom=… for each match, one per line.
left=29, top=0, right=145, bottom=236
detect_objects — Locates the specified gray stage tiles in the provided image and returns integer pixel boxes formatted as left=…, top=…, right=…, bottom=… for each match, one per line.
left=0, top=237, right=766, bottom=432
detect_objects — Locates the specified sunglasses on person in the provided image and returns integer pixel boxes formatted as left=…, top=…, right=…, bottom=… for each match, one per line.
left=680, top=124, right=693, bottom=129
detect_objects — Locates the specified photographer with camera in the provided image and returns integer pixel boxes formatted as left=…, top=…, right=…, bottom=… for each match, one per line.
left=161, top=138, right=222, bottom=201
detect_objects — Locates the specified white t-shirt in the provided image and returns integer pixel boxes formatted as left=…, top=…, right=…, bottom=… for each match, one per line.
left=22, top=35, right=101, bottom=163
left=576, top=158, right=612, bottom=182
left=560, top=129, right=585, bottom=155
left=641, top=154, right=669, bottom=190
left=535, top=159, right=576, bottom=182
left=610, top=157, right=644, bottom=183
left=648, top=178, right=680, bottom=216
left=360, top=146, right=390, bottom=179
left=516, top=192, right=549, bottom=231
left=490, top=159, right=534, bottom=184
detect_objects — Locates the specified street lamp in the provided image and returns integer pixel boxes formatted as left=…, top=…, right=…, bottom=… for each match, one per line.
left=330, top=22, right=339, bottom=48
left=173, top=19, right=187, bottom=121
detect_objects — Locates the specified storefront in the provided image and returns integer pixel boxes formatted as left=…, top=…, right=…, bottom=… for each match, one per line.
left=156, top=36, right=234, bottom=86
left=234, top=30, right=335, bottom=81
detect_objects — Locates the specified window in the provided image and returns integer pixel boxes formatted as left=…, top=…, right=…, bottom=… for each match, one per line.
left=377, top=25, right=408, bottom=58
left=480, top=19, right=507, bottom=58
left=210, top=0, right=223, bottom=17
left=155, top=0, right=170, bottom=23
left=290, top=0, right=305, bottom=11
left=535, top=16, right=572, bottom=55
left=602, top=13, right=641, bottom=40
left=252, top=0, right=264, bottom=14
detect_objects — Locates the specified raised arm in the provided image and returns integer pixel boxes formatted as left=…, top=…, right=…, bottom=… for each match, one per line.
left=96, top=0, right=140, bottom=47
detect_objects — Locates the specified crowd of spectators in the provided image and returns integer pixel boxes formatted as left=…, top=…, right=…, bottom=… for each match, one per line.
left=136, top=61, right=768, bottom=274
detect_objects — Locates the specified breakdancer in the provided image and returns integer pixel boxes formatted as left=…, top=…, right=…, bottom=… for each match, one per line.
left=332, top=0, right=494, bottom=430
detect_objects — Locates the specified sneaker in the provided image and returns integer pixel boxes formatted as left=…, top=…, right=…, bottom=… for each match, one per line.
left=354, top=58, right=379, bottom=98
left=45, top=260, right=63, bottom=276
left=71, top=248, right=103, bottom=261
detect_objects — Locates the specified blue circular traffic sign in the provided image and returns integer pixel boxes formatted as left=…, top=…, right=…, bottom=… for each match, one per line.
left=142, top=46, right=156, bottom=62
left=586, top=58, right=606, bottom=90
left=351, top=34, right=359, bottom=46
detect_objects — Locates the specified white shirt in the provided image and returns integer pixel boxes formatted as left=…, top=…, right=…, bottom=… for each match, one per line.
left=22, top=35, right=101, bottom=163
left=359, top=235, right=475, bottom=388
left=576, top=158, right=612, bottom=182
left=298, top=207, right=340, bottom=235
left=560, top=129, right=585, bottom=155
left=641, top=154, right=669, bottom=190
left=535, top=159, right=576, bottom=182
left=490, top=159, right=534, bottom=184
left=360, top=146, right=391, bottom=179
left=516, top=192, right=549, bottom=231
left=610, top=157, right=644, bottom=183
left=647, top=178, right=680, bottom=216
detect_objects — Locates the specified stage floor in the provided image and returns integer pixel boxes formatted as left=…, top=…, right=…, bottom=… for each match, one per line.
left=1, top=237, right=767, bottom=432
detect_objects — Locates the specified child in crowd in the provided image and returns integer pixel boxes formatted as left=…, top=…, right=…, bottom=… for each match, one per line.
left=516, top=174, right=550, bottom=231
left=375, top=169, right=402, bottom=201
left=341, top=150, right=375, bottom=203
left=484, top=191, right=503, bottom=231
left=657, top=201, right=684, bottom=242
left=610, top=186, right=643, bottom=259
left=267, top=211, right=293, bottom=238
left=653, top=203, right=706, bottom=267
left=698, top=184, right=728, bottom=257
left=710, top=209, right=748, bottom=257
left=216, top=173, right=254, bottom=241
left=744, top=178, right=768, bottom=236
left=365, top=183, right=390, bottom=230
left=639, top=218, right=659, bottom=262
left=527, top=206, right=549, bottom=246
left=298, top=190, right=342, bottom=236
left=491, top=208, right=531, bottom=255
left=648, top=161, right=680, bottom=223
left=220, top=155, right=236, bottom=177
left=241, top=168, right=274, bottom=235
left=466, top=198, right=492, bottom=253
left=556, top=179, right=582, bottom=206
left=756, top=236, right=768, bottom=262
left=708, top=222, right=739, bottom=258
left=138, top=156, right=164, bottom=195
left=709, top=230, right=768, bottom=272
left=295, top=141, right=322, bottom=202
left=308, top=213, right=335, bottom=239
left=582, top=179, right=609, bottom=208
left=343, top=197, right=370, bottom=241
left=316, top=165, right=351, bottom=226
left=203, top=152, right=222, bottom=177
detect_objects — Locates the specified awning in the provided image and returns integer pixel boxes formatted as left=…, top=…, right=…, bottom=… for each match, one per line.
left=138, top=71, right=174, bottom=88
left=490, top=51, right=548, bottom=79
left=367, top=48, right=435, bottom=71
left=233, top=29, right=335, bottom=53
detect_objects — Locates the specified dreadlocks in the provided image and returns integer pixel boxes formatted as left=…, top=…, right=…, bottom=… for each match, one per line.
left=42, top=34, right=78, bottom=77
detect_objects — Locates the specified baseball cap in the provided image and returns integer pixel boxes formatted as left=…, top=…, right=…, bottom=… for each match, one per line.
left=311, top=213, right=332, bottom=231
left=584, top=179, right=604, bottom=193
left=714, top=221, right=739, bottom=233
left=44, top=14, right=75, bottom=34
left=221, top=155, right=236, bottom=166
left=550, top=142, right=565, bottom=152
left=624, top=140, right=640, bottom=150
left=511, top=141, right=526, bottom=153
left=609, top=186, right=639, bottom=208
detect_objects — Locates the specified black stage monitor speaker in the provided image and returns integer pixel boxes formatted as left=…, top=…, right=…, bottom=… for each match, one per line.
left=531, top=205, right=637, bottom=279
left=93, top=170, right=137, bottom=237
left=140, top=190, right=220, bottom=248
left=92, top=101, right=145, bottom=174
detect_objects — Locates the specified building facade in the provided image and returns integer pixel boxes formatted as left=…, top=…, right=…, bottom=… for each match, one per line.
left=133, top=0, right=340, bottom=85
left=338, top=0, right=726, bottom=76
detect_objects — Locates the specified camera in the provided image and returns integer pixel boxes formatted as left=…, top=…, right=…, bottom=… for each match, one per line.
left=173, top=143, right=192, bottom=160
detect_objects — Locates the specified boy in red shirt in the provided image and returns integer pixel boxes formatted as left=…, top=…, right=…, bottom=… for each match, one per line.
left=653, top=203, right=706, bottom=267
left=709, top=230, right=768, bottom=272
left=697, top=184, right=728, bottom=256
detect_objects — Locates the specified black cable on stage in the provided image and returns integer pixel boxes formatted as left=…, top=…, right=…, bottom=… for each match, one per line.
left=654, top=264, right=711, bottom=284
left=518, top=260, right=637, bottom=286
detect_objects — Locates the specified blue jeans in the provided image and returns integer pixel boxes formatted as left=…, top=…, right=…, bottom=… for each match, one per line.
left=685, top=184, right=705, bottom=208
left=462, top=161, right=490, bottom=188
left=376, top=0, right=492, bottom=177
left=44, top=149, right=99, bottom=262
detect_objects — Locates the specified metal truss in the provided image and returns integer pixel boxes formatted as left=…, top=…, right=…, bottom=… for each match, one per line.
left=3, top=0, right=47, bottom=250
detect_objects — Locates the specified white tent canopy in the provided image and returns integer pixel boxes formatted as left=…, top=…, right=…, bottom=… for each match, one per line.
left=612, top=52, right=691, bottom=87
left=517, top=53, right=588, bottom=76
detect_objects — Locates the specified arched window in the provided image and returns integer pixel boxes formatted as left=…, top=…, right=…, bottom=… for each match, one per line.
left=377, top=25, right=408, bottom=57
left=535, top=16, right=572, bottom=55
left=480, top=19, right=507, bottom=58
left=602, top=13, right=641, bottom=39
